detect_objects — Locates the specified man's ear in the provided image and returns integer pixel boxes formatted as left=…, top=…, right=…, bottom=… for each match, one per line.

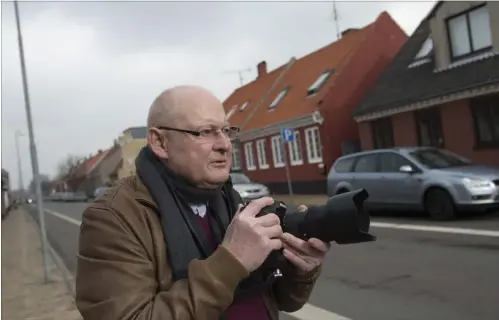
left=147, top=128, right=169, bottom=160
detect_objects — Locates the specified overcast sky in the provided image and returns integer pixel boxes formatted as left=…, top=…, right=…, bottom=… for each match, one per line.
left=1, top=0, right=436, bottom=189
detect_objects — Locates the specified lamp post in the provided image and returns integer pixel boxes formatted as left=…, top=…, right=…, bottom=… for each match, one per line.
left=13, top=0, right=51, bottom=283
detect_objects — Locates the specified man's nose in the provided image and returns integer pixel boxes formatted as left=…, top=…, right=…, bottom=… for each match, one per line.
left=213, top=133, right=231, bottom=152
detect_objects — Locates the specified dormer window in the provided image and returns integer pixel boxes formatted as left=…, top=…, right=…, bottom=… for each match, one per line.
left=239, top=101, right=249, bottom=112
left=269, top=87, right=290, bottom=109
left=447, top=4, right=492, bottom=60
left=225, top=105, right=237, bottom=120
left=414, top=37, right=433, bottom=60
left=307, top=70, right=333, bottom=96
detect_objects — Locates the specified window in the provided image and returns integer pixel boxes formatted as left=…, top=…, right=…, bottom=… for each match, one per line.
left=256, top=139, right=269, bottom=169
left=230, top=173, right=251, bottom=184
left=271, top=135, right=285, bottom=167
left=334, top=157, right=355, bottom=173
left=447, top=4, right=492, bottom=59
left=415, top=108, right=444, bottom=148
left=409, top=148, right=471, bottom=169
left=305, top=127, right=323, bottom=163
left=269, top=87, right=290, bottom=109
left=287, top=131, right=303, bottom=165
left=239, top=101, right=249, bottom=112
left=471, top=94, right=499, bottom=148
left=414, top=37, right=433, bottom=60
left=231, top=143, right=242, bottom=170
left=225, top=105, right=237, bottom=121
left=244, top=142, right=256, bottom=170
left=353, top=154, right=378, bottom=173
left=371, top=118, right=394, bottom=149
left=378, top=153, right=413, bottom=173
left=307, top=70, right=333, bottom=96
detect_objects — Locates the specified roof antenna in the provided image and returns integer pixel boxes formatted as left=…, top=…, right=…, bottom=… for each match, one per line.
left=332, top=1, right=341, bottom=40
left=222, top=67, right=252, bottom=87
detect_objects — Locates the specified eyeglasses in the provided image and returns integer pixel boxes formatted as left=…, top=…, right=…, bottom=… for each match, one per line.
left=156, top=126, right=240, bottom=140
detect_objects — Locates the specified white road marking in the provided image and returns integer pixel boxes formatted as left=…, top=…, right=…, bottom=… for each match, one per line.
left=371, top=222, right=499, bottom=237
left=286, top=303, right=352, bottom=320
left=45, top=209, right=81, bottom=226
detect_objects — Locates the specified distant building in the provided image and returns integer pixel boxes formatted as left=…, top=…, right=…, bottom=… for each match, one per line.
left=2, top=169, right=11, bottom=216
left=117, top=126, right=147, bottom=179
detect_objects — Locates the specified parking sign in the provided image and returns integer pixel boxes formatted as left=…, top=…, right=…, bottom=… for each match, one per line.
left=281, top=128, right=294, bottom=142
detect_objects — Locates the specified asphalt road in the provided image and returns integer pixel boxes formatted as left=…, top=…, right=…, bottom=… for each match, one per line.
left=28, top=201, right=499, bottom=320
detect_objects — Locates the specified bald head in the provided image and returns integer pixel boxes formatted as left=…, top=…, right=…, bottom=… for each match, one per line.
left=147, top=85, right=222, bottom=129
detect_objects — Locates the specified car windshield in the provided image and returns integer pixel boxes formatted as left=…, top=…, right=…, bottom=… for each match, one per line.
left=409, top=148, right=471, bottom=169
left=230, top=173, right=251, bottom=184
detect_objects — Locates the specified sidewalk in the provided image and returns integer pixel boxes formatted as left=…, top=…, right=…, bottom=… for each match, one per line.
left=1, top=208, right=82, bottom=320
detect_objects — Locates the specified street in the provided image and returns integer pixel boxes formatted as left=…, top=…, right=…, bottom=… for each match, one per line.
left=28, top=202, right=499, bottom=320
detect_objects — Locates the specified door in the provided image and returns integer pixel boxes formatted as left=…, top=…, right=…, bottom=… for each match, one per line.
left=377, top=152, right=422, bottom=207
left=351, top=154, right=381, bottom=203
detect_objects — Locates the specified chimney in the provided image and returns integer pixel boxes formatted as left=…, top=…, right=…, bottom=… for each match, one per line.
left=98, top=149, right=103, bottom=154
left=257, top=61, right=267, bottom=79
left=341, top=28, right=360, bottom=37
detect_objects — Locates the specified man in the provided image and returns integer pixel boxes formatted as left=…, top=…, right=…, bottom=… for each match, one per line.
left=76, top=85, right=330, bottom=320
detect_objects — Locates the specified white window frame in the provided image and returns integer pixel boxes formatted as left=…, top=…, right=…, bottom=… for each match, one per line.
left=225, top=105, right=237, bottom=121
left=239, top=101, right=249, bottom=112
left=269, top=88, right=289, bottom=110
left=244, top=142, right=256, bottom=171
left=256, top=139, right=269, bottom=170
left=447, top=5, right=492, bottom=59
left=231, top=143, right=242, bottom=170
left=307, top=71, right=331, bottom=96
left=287, top=131, right=303, bottom=166
left=304, top=127, right=323, bottom=164
left=270, top=135, right=285, bottom=168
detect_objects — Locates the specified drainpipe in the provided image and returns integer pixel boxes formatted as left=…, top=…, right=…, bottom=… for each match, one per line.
left=240, top=57, right=297, bottom=131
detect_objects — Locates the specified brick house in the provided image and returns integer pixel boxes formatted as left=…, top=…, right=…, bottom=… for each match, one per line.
left=353, top=1, right=499, bottom=166
left=225, top=12, right=408, bottom=194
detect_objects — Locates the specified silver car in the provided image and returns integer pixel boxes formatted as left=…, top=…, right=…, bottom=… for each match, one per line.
left=327, top=147, right=499, bottom=220
left=230, top=173, right=270, bottom=202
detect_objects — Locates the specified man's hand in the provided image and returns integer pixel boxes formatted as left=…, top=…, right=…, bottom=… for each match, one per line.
left=221, top=197, right=283, bottom=273
left=281, top=205, right=331, bottom=273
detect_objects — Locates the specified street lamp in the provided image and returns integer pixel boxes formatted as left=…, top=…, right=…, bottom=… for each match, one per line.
left=15, top=131, right=25, bottom=197
left=13, top=0, right=51, bottom=283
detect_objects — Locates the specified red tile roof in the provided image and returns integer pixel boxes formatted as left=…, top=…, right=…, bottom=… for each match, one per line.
left=72, top=149, right=109, bottom=179
left=223, top=12, right=391, bottom=132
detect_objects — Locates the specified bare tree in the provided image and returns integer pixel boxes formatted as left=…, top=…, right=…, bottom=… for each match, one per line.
left=55, top=154, right=84, bottom=180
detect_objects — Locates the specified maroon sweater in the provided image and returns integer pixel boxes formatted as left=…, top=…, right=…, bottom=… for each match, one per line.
left=195, top=211, right=270, bottom=320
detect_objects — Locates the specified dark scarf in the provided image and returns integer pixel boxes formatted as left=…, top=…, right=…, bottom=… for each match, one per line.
left=135, top=146, right=274, bottom=311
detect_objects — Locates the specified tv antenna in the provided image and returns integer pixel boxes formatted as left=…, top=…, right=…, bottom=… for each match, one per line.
left=222, top=67, right=252, bottom=87
left=331, top=1, right=341, bottom=40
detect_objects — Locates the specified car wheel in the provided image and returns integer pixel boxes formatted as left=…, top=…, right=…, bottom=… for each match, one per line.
left=424, top=188, right=456, bottom=221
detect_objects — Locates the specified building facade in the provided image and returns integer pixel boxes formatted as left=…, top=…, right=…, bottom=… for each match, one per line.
left=226, top=12, right=408, bottom=194
left=117, top=126, right=147, bottom=179
left=353, top=1, right=499, bottom=167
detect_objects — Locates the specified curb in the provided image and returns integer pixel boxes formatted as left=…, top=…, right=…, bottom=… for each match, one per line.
left=24, top=205, right=77, bottom=299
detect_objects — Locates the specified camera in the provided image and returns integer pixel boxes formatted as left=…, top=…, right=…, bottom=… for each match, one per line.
left=245, top=188, right=376, bottom=276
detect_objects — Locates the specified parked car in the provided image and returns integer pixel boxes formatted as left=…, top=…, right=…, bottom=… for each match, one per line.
left=230, top=172, right=270, bottom=202
left=327, top=147, right=499, bottom=220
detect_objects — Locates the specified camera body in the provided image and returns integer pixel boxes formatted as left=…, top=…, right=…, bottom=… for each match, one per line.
left=243, top=189, right=377, bottom=277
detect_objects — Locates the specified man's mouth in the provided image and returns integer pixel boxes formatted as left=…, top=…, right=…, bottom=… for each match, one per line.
left=212, top=160, right=227, bottom=165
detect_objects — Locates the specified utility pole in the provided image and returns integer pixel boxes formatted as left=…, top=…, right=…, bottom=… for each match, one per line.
left=222, top=67, right=252, bottom=87
left=15, top=131, right=25, bottom=197
left=332, top=1, right=341, bottom=40
left=14, top=0, right=51, bottom=283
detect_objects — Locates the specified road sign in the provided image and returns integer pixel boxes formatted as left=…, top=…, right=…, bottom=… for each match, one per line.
left=281, top=128, right=294, bottom=142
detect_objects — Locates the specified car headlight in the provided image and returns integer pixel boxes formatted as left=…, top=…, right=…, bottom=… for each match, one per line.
left=462, top=177, right=494, bottom=190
